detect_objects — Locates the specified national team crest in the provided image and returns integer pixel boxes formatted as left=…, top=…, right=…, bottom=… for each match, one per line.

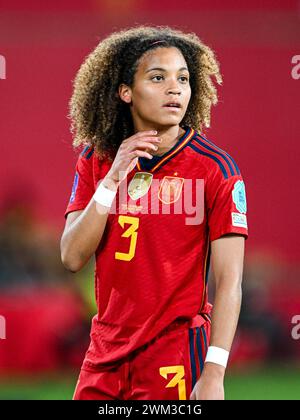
left=232, top=180, right=247, bottom=214
left=128, top=172, right=153, bottom=200
left=158, top=176, right=184, bottom=204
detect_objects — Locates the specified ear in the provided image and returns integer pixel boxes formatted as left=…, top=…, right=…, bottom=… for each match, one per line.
left=118, top=84, right=132, bottom=104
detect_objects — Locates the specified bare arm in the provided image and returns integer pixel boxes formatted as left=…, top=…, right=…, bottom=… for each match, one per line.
left=60, top=177, right=118, bottom=273
left=190, top=234, right=245, bottom=400
left=60, top=130, right=161, bottom=272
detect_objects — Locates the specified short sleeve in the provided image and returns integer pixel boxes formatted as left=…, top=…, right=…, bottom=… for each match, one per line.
left=64, top=146, right=95, bottom=218
left=207, top=174, right=248, bottom=241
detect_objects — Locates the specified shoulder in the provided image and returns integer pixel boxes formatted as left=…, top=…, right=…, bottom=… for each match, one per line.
left=74, top=145, right=95, bottom=176
left=77, top=144, right=113, bottom=180
left=187, top=129, right=242, bottom=181
left=77, top=145, right=108, bottom=168
left=79, top=145, right=95, bottom=160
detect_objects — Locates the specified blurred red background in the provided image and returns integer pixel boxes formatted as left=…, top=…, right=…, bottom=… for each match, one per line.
left=0, top=0, right=299, bottom=377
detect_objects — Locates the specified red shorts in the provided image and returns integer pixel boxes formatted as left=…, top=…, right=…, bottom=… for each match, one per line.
left=73, top=314, right=211, bottom=400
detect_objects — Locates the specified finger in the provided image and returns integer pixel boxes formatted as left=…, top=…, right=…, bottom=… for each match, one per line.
left=124, top=131, right=158, bottom=143
left=129, top=150, right=153, bottom=160
left=134, top=130, right=158, bottom=138
left=131, top=136, right=161, bottom=145
left=140, top=136, right=161, bottom=143
left=189, top=390, right=196, bottom=400
left=129, top=141, right=159, bottom=152
left=124, top=139, right=160, bottom=153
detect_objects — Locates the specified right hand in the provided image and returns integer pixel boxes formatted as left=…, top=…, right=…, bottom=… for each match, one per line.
left=104, top=131, right=161, bottom=186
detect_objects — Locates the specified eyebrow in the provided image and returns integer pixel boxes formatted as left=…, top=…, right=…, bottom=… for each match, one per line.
left=145, top=67, right=189, bottom=73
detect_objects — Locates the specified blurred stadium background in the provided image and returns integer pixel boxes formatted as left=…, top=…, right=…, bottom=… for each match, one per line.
left=0, top=0, right=299, bottom=400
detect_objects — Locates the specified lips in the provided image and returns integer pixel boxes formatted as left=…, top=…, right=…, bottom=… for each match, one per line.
left=163, top=102, right=181, bottom=108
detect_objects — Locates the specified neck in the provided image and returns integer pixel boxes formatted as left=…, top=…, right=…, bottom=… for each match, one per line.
left=134, top=124, right=185, bottom=156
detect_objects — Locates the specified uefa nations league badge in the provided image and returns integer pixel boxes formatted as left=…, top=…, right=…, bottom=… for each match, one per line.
left=70, top=172, right=79, bottom=203
left=232, top=180, right=247, bottom=213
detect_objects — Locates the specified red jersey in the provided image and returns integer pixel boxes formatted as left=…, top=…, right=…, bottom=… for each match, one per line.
left=65, top=126, right=248, bottom=369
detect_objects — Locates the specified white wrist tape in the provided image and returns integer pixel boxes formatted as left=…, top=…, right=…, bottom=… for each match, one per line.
left=93, top=182, right=117, bottom=208
left=205, top=346, right=229, bottom=368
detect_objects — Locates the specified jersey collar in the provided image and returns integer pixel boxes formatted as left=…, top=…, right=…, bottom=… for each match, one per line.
left=136, top=126, right=195, bottom=173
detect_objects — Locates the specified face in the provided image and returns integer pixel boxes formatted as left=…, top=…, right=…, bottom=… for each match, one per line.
left=119, top=47, right=191, bottom=130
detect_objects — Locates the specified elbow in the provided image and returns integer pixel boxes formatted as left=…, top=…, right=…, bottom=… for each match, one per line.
left=215, top=274, right=243, bottom=296
left=60, top=241, right=83, bottom=273
left=61, top=252, right=82, bottom=273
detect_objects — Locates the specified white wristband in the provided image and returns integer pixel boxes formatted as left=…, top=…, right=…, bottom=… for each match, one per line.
left=93, top=182, right=117, bottom=208
left=205, top=346, right=229, bottom=368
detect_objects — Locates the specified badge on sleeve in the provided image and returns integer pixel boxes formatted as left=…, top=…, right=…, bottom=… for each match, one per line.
left=232, top=180, right=247, bottom=214
left=70, top=172, right=79, bottom=203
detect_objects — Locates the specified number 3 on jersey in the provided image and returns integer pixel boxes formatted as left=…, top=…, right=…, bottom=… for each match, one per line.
left=115, top=215, right=139, bottom=261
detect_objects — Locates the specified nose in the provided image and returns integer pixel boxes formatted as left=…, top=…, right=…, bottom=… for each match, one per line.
left=166, top=78, right=181, bottom=95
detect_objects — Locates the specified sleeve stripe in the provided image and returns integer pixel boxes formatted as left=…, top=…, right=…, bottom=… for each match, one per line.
left=80, top=146, right=94, bottom=160
left=198, top=134, right=240, bottom=175
left=194, top=135, right=236, bottom=176
left=80, top=145, right=90, bottom=157
left=188, top=142, right=229, bottom=179
left=86, top=148, right=94, bottom=160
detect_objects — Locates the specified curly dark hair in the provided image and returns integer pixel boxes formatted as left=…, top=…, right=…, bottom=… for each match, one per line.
left=69, top=25, right=222, bottom=160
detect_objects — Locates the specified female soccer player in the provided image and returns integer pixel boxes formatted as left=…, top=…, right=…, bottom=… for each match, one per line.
left=61, top=26, right=248, bottom=400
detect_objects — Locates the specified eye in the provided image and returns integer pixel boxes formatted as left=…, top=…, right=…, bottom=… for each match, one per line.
left=179, top=76, right=189, bottom=83
left=151, top=75, right=164, bottom=82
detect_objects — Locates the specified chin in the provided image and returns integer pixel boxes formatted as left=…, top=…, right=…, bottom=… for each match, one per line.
left=151, top=122, right=180, bottom=131
left=155, top=117, right=183, bottom=127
